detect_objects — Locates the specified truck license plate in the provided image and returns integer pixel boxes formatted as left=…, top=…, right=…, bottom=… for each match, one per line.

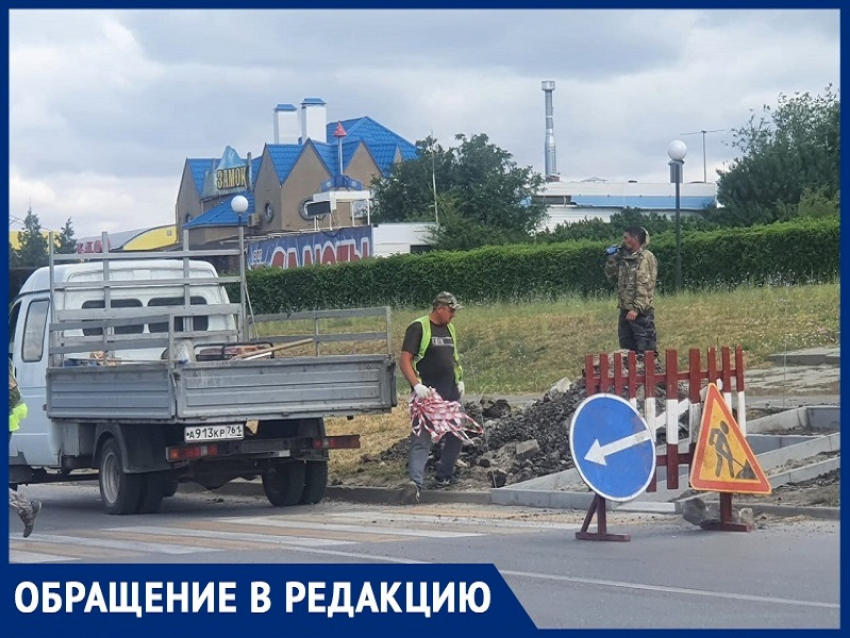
left=184, top=424, right=244, bottom=443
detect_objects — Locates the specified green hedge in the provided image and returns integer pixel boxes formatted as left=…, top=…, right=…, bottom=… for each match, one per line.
left=238, top=217, right=839, bottom=313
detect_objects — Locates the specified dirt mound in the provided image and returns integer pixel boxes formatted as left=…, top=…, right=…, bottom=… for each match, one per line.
left=360, top=356, right=690, bottom=489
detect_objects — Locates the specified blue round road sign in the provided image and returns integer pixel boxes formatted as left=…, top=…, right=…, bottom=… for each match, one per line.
left=569, top=393, right=656, bottom=502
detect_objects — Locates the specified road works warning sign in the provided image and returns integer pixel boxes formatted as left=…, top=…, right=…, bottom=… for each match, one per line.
left=690, top=383, right=771, bottom=494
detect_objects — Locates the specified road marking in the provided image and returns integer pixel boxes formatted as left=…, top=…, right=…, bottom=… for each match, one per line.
left=8, top=511, right=487, bottom=563
left=14, top=533, right=218, bottom=556
left=501, top=569, right=840, bottom=609
left=216, top=516, right=484, bottom=539
left=109, top=525, right=358, bottom=548
left=9, top=549, right=76, bottom=563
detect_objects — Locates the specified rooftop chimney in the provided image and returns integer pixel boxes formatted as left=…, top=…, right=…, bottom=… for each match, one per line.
left=300, top=97, right=327, bottom=144
left=542, top=81, right=559, bottom=182
left=273, top=104, right=299, bottom=144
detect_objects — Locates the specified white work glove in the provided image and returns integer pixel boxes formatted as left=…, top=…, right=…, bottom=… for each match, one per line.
left=413, top=383, right=432, bottom=400
left=457, top=381, right=465, bottom=399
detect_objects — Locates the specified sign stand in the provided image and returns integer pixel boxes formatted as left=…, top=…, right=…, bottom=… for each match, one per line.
left=576, top=495, right=630, bottom=542
left=689, top=383, right=769, bottom=532
left=699, top=493, right=751, bottom=532
left=577, top=347, right=751, bottom=541
left=569, top=393, right=656, bottom=543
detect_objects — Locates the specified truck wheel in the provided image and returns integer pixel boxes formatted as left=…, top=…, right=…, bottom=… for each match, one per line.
left=262, top=462, right=306, bottom=507
left=98, top=439, right=143, bottom=515
left=136, top=473, right=165, bottom=514
left=300, top=462, right=328, bottom=504
left=162, top=478, right=179, bottom=497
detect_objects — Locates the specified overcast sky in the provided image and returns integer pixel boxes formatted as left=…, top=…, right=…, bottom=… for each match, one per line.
left=9, top=9, right=840, bottom=238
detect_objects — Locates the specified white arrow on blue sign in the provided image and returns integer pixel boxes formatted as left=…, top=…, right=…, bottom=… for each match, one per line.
left=569, top=393, right=656, bottom=502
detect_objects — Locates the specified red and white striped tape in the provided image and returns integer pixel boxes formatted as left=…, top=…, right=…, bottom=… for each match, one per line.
left=410, top=390, right=484, bottom=443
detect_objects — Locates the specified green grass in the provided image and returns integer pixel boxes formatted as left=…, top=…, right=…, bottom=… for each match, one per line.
left=392, top=282, right=840, bottom=394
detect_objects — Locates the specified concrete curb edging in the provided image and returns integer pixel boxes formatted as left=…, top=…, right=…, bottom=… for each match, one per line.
left=182, top=480, right=838, bottom=520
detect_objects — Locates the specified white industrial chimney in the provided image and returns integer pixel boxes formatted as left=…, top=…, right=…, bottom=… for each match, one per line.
left=273, top=104, right=299, bottom=144
left=300, top=97, right=327, bottom=144
left=542, top=81, right=559, bottom=182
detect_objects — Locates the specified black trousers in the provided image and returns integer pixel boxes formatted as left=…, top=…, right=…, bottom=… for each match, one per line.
left=618, top=309, right=657, bottom=354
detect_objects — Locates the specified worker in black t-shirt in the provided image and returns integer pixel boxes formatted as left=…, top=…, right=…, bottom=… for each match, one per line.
left=398, top=292, right=465, bottom=504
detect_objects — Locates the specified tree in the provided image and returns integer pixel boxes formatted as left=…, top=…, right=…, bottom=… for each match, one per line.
left=372, top=133, right=547, bottom=249
left=16, top=208, right=49, bottom=268
left=9, top=242, right=21, bottom=269
left=715, top=86, right=840, bottom=225
left=56, top=218, right=77, bottom=254
left=371, top=135, right=453, bottom=223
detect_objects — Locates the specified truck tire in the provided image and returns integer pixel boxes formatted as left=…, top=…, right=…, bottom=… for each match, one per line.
left=98, top=438, right=143, bottom=515
left=136, top=473, right=165, bottom=514
left=300, top=461, right=328, bottom=504
left=162, top=478, right=179, bottom=497
left=262, top=462, right=306, bottom=507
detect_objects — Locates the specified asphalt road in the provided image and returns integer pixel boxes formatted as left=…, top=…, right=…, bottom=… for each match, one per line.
left=8, top=483, right=839, bottom=628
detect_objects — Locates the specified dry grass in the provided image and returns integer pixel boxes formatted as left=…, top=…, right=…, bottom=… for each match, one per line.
left=326, top=407, right=410, bottom=482
left=325, top=281, right=839, bottom=480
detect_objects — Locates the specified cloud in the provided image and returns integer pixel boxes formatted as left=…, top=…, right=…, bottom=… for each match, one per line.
left=9, top=8, right=840, bottom=237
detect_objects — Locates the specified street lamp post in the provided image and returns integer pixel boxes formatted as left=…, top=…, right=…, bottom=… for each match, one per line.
left=231, top=195, right=249, bottom=339
left=667, top=140, right=687, bottom=293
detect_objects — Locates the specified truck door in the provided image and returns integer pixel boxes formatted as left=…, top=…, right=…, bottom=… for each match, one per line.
left=9, top=294, right=59, bottom=467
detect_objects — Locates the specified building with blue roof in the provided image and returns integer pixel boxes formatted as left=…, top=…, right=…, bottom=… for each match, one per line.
left=176, top=98, right=418, bottom=247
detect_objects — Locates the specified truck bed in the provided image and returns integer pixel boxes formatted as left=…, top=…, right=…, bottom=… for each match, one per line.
left=46, top=355, right=397, bottom=423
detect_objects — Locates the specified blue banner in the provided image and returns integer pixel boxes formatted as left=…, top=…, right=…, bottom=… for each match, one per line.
left=248, top=227, right=372, bottom=269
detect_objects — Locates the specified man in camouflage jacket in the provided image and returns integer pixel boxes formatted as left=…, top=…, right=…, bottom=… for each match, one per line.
left=604, top=226, right=658, bottom=355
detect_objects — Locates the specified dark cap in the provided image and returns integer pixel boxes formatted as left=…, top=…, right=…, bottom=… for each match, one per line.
left=432, top=291, right=462, bottom=310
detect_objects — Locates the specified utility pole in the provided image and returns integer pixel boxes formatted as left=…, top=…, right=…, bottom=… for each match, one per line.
left=430, top=131, right=439, bottom=227
left=680, top=129, right=725, bottom=183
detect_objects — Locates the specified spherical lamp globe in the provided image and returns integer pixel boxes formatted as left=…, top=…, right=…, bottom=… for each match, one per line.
left=231, top=195, right=249, bottom=214
left=667, top=140, right=688, bottom=161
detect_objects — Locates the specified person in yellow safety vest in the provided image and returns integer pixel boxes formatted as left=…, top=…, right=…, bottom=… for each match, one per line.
left=9, top=360, right=41, bottom=538
left=398, top=292, right=465, bottom=504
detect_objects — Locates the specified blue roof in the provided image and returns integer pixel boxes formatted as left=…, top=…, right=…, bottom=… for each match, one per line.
left=571, top=195, right=715, bottom=210
left=367, top=143, right=401, bottom=176
left=312, top=142, right=338, bottom=175
left=184, top=192, right=254, bottom=228
left=325, top=116, right=417, bottom=159
left=310, top=139, right=364, bottom=175
left=267, top=144, right=304, bottom=184
left=301, top=97, right=326, bottom=105
left=187, top=158, right=215, bottom=194
left=342, top=139, right=361, bottom=169
left=275, top=103, right=296, bottom=111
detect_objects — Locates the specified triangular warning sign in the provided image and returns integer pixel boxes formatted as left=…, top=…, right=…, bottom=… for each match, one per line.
left=333, top=121, right=348, bottom=138
left=690, top=384, right=771, bottom=494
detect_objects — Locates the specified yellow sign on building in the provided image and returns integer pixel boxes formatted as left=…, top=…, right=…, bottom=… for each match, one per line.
left=690, top=383, right=771, bottom=495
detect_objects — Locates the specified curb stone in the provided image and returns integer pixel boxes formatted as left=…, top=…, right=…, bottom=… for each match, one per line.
left=182, top=481, right=839, bottom=520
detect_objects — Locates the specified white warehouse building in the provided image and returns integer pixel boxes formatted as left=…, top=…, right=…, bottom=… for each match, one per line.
left=537, top=180, right=718, bottom=231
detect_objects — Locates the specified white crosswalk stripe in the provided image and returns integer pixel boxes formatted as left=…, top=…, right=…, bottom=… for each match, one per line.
left=9, top=506, right=575, bottom=564
left=217, top=516, right=484, bottom=538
